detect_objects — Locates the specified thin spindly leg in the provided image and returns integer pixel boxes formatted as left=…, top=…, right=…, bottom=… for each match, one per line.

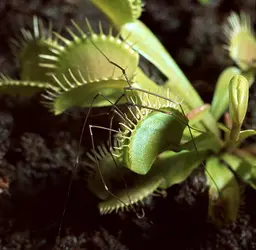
left=90, top=38, right=221, bottom=196
left=56, top=91, right=144, bottom=245
left=122, top=87, right=221, bottom=196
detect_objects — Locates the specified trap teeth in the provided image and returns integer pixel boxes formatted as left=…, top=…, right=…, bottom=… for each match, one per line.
left=39, top=18, right=140, bottom=114
left=11, top=16, right=61, bottom=84
left=98, top=177, right=163, bottom=215
left=223, top=12, right=256, bottom=71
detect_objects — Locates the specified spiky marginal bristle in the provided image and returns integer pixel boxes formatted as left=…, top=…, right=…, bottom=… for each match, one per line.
left=91, top=0, right=143, bottom=27
left=223, top=12, right=256, bottom=70
left=84, top=140, right=164, bottom=215
left=0, top=74, right=53, bottom=97
left=10, top=16, right=61, bottom=83
left=85, top=141, right=132, bottom=201
left=39, top=19, right=140, bottom=115
left=39, top=19, right=139, bottom=83
left=99, top=175, right=163, bottom=214
left=113, top=89, right=182, bottom=159
left=40, top=70, right=136, bottom=115
left=134, top=87, right=183, bottom=115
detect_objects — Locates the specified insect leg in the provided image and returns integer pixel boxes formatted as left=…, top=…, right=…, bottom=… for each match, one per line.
left=123, top=86, right=221, bottom=195
left=56, top=91, right=143, bottom=244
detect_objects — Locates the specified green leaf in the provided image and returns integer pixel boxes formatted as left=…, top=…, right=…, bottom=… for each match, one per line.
left=0, top=76, right=52, bottom=97
left=119, top=20, right=219, bottom=135
left=39, top=20, right=141, bottom=114
left=217, top=122, right=230, bottom=133
left=85, top=143, right=131, bottom=200
left=43, top=76, right=138, bottom=115
left=134, top=67, right=159, bottom=92
left=121, top=21, right=188, bottom=81
left=100, top=149, right=208, bottom=213
left=211, top=67, right=241, bottom=121
left=90, top=0, right=143, bottom=27
left=12, top=16, right=61, bottom=83
left=92, top=0, right=194, bottom=95
left=180, top=132, right=222, bottom=153
left=99, top=173, right=163, bottom=214
left=84, top=141, right=164, bottom=215
left=181, top=126, right=202, bottom=142
left=117, top=107, right=188, bottom=175
left=133, top=67, right=167, bottom=104
left=236, top=129, right=256, bottom=146
left=133, top=67, right=192, bottom=113
left=206, top=156, right=240, bottom=227
left=223, top=12, right=256, bottom=71
left=186, top=104, right=211, bottom=125
left=221, top=152, right=256, bottom=189
left=183, top=104, right=211, bottom=132
left=152, top=150, right=208, bottom=189
left=40, top=20, right=139, bottom=86
left=90, top=1, right=219, bottom=135
left=120, top=21, right=204, bottom=105
left=225, top=129, right=256, bottom=149
left=235, top=148, right=256, bottom=166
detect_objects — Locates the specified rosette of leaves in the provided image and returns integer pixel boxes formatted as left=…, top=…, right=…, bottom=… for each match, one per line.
left=86, top=71, right=256, bottom=227
left=80, top=1, right=256, bottom=227
left=0, top=0, right=255, bottom=228
left=85, top=92, right=209, bottom=214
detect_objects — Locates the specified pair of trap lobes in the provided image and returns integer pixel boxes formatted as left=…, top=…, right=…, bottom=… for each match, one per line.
left=10, top=8, right=253, bottom=225
left=13, top=16, right=193, bottom=216
left=85, top=89, right=192, bottom=214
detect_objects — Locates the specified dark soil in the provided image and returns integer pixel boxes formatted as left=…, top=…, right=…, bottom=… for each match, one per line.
left=0, top=0, right=256, bottom=249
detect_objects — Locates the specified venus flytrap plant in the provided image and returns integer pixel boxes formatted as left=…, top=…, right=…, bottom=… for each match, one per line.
left=0, top=74, right=52, bottom=97
left=223, top=12, right=256, bottom=71
left=0, top=16, right=61, bottom=96
left=85, top=72, right=256, bottom=227
left=96, top=149, right=209, bottom=214
left=2, top=14, right=166, bottom=114
left=112, top=93, right=188, bottom=175
left=12, top=17, right=60, bottom=84
left=84, top=97, right=209, bottom=214
left=0, top=10, right=196, bottom=222
left=0, top=16, right=141, bottom=113
left=211, top=12, right=256, bottom=121
left=0, top=0, right=256, bottom=231
left=90, top=0, right=220, bottom=136
left=79, top=7, right=256, bottom=225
